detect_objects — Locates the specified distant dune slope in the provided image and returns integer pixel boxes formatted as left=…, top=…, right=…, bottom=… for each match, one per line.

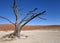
left=0, top=24, right=60, bottom=31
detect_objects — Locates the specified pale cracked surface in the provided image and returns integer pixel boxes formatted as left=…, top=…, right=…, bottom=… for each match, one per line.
left=0, top=30, right=60, bottom=43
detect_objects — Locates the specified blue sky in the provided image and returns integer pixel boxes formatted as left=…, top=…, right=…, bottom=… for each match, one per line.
left=0, top=0, right=60, bottom=25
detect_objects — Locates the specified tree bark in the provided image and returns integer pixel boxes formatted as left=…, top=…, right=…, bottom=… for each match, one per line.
left=7, top=0, right=20, bottom=38
left=1, top=0, right=46, bottom=39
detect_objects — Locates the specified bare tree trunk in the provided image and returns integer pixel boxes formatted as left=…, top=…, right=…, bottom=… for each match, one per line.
left=13, top=24, right=20, bottom=37
left=10, top=0, right=20, bottom=38
left=11, top=11, right=46, bottom=38
left=1, top=0, right=46, bottom=39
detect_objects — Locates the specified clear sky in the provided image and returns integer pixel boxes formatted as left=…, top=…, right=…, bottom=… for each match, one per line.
left=0, top=0, right=60, bottom=25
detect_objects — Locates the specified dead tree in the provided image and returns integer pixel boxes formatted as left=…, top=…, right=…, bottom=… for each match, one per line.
left=0, top=0, right=46, bottom=38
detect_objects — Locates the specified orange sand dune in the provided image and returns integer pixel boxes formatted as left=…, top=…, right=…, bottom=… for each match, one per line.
left=0, top=24, right=60, bottom=31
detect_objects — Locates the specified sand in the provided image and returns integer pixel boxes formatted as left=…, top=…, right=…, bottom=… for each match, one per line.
left=0, top=30, right=60, bottom=43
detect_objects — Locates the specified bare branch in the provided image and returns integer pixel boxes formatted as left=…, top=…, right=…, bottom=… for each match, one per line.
left=19, top=11, right=46, bottom=31
left=12, top=0, right=19, bottom=25
left=12, top=0, right=19, bottom=18
left=12, top=0, right=17, bottom=9
left=32, top=11, right=46, bottom=20
left=19, top=8, right=38, bottom=24
left=38, top=17, right=46, bottom=20
left=0, top=16, right=15, bottom=25
left=27, top=8, right=37, bottom=15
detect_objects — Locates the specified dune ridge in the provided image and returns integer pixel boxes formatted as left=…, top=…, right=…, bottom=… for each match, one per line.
left=0, top=24, right=60, bottom=31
